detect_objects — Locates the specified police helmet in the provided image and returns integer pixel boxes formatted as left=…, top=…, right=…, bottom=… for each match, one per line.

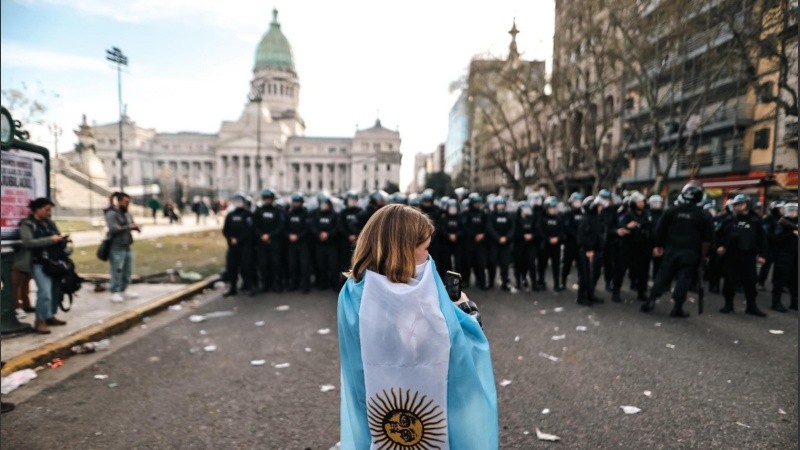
left=317, top=193, right=331, bottom=204
left=544, top=196, right=558, bottom=208
left=260, top=188, right=275, bottom=199
left=392, top=193, right=408, bottom=205
left=492, top=196, right=507, bottom=206
left=468, top=192, right=483, bottom=206
left=454, top=187, right=469, bottom=199
left=783, top=202, right=798, bottom=216
left=446, top=198, right=458, bottom=209
left=730, top=193, right=751, bottom=208
left=611, top=193, right=622, bottom=205
left=597, top=189, right=612, bottom=200
left=676, top=182, right=704, bottom=205
left=370, top=190, right=389, bottom=205
left=421, top=189, right=435, bottom=202
left=582, top=195, right=595, bottom=211
left=518, top=201, right=533, bottom=215
left=648, top=194, right=663, bottom=205
left=460, top=198, right=470, bottom=210
left=529, top=192, right=544, bottom=206
left=409, top=196, right=422, bottom=207
left=769, top=200, right=785, bottom=214
left=291, top=192, right=304, bottom=203
left=345, top=191, right=359, bottom=201
left=629, top=192, right=646, bottom=207
left=568, top=192, right=584, bottom=203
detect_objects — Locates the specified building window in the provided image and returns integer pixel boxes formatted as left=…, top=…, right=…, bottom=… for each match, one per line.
left=754, top=128, right=770, bottom=149
left=110, top=139, right=117, bottom=145
left=162, top=144, right=168, bottom=150
left=373, top=143, right=381, bottom=151
left=318, top=179, right=323, bottom=189
left=362, top=143, right=369, bottom=151
left=386, top=164, right=390, bottom=171
left=387, top=144, right=393, bottom=150
left=624, top=97, right=634, bottom=111
left=98, top=138, right=105, bottom=144
left=374, top=179, right=379, bottom=189
left=294, top=147, right=301, bottom=152
left=329, top=147, right=336, bottom=153
left=340, top=147, right=347, bottom=153
left=758, top=82, right=774, bottom=103
left=363, top=164, right=367, bottom=172
left=307, top=180, right=311, bottom=189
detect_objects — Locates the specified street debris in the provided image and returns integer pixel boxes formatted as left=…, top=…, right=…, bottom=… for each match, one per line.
left=204, top=310, right=235, bottom=319
left=178, top=270, right=202, bottom=281
left=575, top=326, right=587, bottom=331
left=538, top=352, right=560, bottom=362
left=551, top=335, right=566, bottom=341
left=94, top=374, right=109, bottom=380
left=250, top=360, right=267, bottom=366
left=523, top=430, right=530, bottom=435
left=108, top=382, right=119, bottom=389
left=517, top=355, right=524, bottom=361
left=621, top=405, right=642, bottom=415
left=499, top=379, right=512, bottom=387
left=734, top=340, right=739, bottom=344
left=203, top=345, right=217, bottom=352
left=274, top=363, right=291, bottom=369
left=514, top=336, right=521, bottom=342
left=542, top=408, right=551, bottom=415
left=553, top=307, right=564, bottom=313
left=535, top=428, right=560, bottom=442
left=779, top=409, right=787, bottom=415
left=276, top=305, right=290, bottom=311
left=768, top=329, right=784, bottom=335
left=643, top=391, right=652, bottom=397
left=213, top=281, right=225, bottom=289
left=199, top=330, right=207, bottom=335
left=148, top=356, right=161, bottom=363
left=317, top=328, right=331, bottom=335
left=655, top=322, right=662, bottom=327
left=539, top=309, right=548, bottom=315
left=189, top=315, right=206, bottom=323
left=48, top=358, right=65, bottom=369
left=1, top=369, right=38, bottom=394
left=666, top=344, right=676, bottom=349
left=735, top=422, right=751, bottom=428
left=71, top=339, right=111, bottom=354
left=304, top=347, right=313, bottom=352
left=320, top=384, right=336, bottom=392
left=255, top=321, right=265, bottom=327
left=169, top=304, right=183, bottom=311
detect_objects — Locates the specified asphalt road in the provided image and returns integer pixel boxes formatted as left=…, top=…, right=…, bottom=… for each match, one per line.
left=1, top=282, right=797, bottom=449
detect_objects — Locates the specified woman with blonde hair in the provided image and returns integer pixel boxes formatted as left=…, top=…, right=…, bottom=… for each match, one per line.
left=338, top=204, right=498, bottom=450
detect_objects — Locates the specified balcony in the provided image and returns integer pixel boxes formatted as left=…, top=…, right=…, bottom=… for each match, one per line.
left=785, top=121, right=799, bottom=143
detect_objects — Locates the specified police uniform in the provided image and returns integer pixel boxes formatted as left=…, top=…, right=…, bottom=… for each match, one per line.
left=337, top=198, right=362, bottom=274
left=285, top=199, right=312, bottom=293
left=310, top=198, right=340, bottom=290
left=576, top=197, right=606, bottom=305
left=536, top=206, right=566, bottom=291
left=222, top=202, right=255, bottom=296
left=719, top=205, right=768, bottom=316
left=438, top=202, right=461, bottom=278
left=420, top=198, right=444, bottom=274
left=514, top=204, right=537, bottom=291
left=459, top=197, right=488, bottom=289
left=613, top=206, right=652, bottom=302
left=642, top=185, right=713, bottom=317
left=487, top=200, right=515, bottom=290
left=768, top=211, right=798, bottom=311
left=561, top=201, right=584, bottom=288
left=253, top=196, right=285, bottom=293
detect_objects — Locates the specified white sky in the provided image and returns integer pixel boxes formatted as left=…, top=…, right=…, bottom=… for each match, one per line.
left=1, top=0, right=555, bottom=190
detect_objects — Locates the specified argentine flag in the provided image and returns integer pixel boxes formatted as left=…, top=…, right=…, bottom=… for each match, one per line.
left=338, top=257, right=498, bottom=450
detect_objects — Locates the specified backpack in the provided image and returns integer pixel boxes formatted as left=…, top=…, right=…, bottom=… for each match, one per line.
left=58, top=258, right=84, bottom=312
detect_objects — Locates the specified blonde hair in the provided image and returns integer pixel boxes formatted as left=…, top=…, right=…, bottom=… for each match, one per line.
left=346, top=204, right=435, bottom=283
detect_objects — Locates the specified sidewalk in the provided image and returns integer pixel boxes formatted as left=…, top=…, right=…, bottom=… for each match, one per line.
left=1, top=278, right=219, bottom=376
left=67, top=220, right=222, bottom=248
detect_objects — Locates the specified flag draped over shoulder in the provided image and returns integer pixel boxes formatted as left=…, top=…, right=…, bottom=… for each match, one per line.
left=338, top=258, right=498, bottom=450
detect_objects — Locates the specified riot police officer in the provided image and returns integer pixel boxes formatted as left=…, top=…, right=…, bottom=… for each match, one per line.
left=577, top=195, right=607, bottom=305
left=599, top=189, right=619, bottom=292
left=514, top=201, right=537, bottom=292
left=353, top=190, right=388, bottom=235
left=338, top=191, right=362, bottom=273
left=285, top=193, right=312, bottom=293
left=561, top=192, right=584, bottom=289
left=222, top=192, right=256, bottom=297
left=717, top=194, right=768, bottom=316
left=487, top=197, right=515, bottom=291
left=537, top=196, right=566, bottom=291
left=647, top=194, right=664, bottom=279
left=529, top=193, right=547, bottom=290
left=758, top=201, right=784, bottom=289
left=419, top=190, right=444, bottom=270
left=612, top=192, right=651, bottom=302
left=253, top=189, right=285, bottom=293
left=642, top=183, right=713, bottom=317
left=769, top=202, right=798, bottom=311
left=310, top=193, right=340, bottom=290
left=707, top=199, right=733, bottom=294
left=459, top=193, right=488, bottom=290
left=438, top=199, right=461, bottom=277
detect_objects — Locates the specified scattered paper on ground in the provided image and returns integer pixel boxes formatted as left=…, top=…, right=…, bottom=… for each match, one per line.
left=203, top=345, right=217, bottom=352
left=274, top=363, right=290, bottom=369
left=551, top=335, right=566, bottom=341
left=93, top=374, right=108, bottom=380
left=276, top=305, right=290, bottom=311
left=541, top=408, right=550, bottom=415
left=769, top=329, right=784, bottom=335
left=317, top=328, right=331, bottom=335
left=250, top=360, right=266, bottom=366
left=304, top=347, right=312, bottom=352
left=666, top=344, right=676, bottom=349
left=538, top=352, right=560, bottom=362
left=320, top=384, right=336, bottom=392
left=169, top=304, right=183, bottom=311
left=204, top=310, right=235, bottom=320
left=1, top=369, right=37, bottom=394
left=553, top=307, right=564, bottom=312
left=736, top=422, right=751, bottom=428
left=643, top=391, right=652, bottom=397
left=621, top=405, right=641, bottom=414
left=514, top=336, right=521, bottom=342
left=779, top=408, right=787, bottom=415
left=499, top=379, right=512, bottom=387
left=539, top=310, right=547, bottom=315
left=535, top=428, right=560, bottom=442
left=189, top=315, right=205, bottom=323
left=576, top=326, right=587, bottom=331
left=255, top=321, right=265, bottom=327
left=655, top=322, right=662, bottom=327
left=148, top=356, right=160, bottom=363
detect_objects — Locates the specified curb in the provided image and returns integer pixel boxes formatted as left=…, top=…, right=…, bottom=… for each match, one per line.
left=0, top=275, right=220, bottom=377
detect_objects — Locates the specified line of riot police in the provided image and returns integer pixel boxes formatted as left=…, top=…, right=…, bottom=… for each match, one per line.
left=220, top=184, right=797, bottom=319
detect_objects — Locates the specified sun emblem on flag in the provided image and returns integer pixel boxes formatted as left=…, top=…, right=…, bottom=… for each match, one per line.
left=367, top=387, right=447, bottom=449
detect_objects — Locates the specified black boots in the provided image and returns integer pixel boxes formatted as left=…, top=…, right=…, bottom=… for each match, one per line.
left=223, top=289, right=237, bottom=297
left=771, top=295, right=788, bottom=313
left=669, top=302, right=690, bottom=318
left=640, top=296, right=655, bottom=312
left=745, top=299, right=767, bottom=317
left=612, top=292, right=622, bottom=303
left=790, top=296, right=798, bottom=311
left=719, top=298, right=734, bottom=314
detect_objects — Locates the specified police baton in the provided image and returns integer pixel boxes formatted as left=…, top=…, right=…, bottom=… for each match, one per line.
left=696, top=262, right=705, bottom=315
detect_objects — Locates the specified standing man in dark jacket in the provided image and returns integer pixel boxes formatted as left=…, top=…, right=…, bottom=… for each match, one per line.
left=285, top=193, right=312, bottom=293
left=757, top=201, right=784, bottom=289
left=310, top=194, right=340, bottom=290
left=577, top=196, right=607, bottom=305
left=439, top=199, right=461, bottom=278
left=514, top=201, right=537, bottom=292
left=253, top=189, right=284, bottom=293
left=717, top=194, right=769, bottom=316
left=536, top=196, right=566, bottom=291
left=599, top=190, right=618, bottom=292
left=487, top=197, right=515, bottom=291
left=647, top=194, right=665, bottom=279
left=222, top=192, right=255, bottom=297
left=338, top=191, right=362, bottom=275
left=105, top=192, right=141, bottom=302
left=768, top=202, right=798, bottom=311
left=561, top=192, right=584, bottom=289
left=459, top=193, right=488, bottom=290
left=642, top=183, right=713, bottom=317
left=612, top=192, right=652, bottom=302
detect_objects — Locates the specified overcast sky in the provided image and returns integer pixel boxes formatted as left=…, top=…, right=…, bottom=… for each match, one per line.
left=1, top=0, right=555, bottom=190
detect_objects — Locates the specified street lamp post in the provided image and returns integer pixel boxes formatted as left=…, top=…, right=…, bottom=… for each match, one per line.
left=48, top=123, right=62, bottom=203
left=249, top=83, right=265, bottom=192
left=106, top=46, right=128, bottom=193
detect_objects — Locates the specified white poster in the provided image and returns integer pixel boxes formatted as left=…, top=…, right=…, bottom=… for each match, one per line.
left=1, top=150, right=47, bottom=241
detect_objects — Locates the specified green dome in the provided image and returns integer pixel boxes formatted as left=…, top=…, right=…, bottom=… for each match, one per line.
left=254, top=9, right=295, bottom=73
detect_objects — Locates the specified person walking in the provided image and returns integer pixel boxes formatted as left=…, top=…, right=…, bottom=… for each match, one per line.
left=148, top=195, right=161, bottom=224
left=641, top=183, right=713, bottom=317
left=717, top=194, right=769, bottom=316
left=13, top=198, right=69, bottom=333
left=104, top=192, right=140, bottom=303
left=338, top=204, right=498, bottom=449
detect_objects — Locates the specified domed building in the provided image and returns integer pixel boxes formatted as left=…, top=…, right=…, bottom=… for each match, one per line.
left=75, top=9, right=401, bottom=200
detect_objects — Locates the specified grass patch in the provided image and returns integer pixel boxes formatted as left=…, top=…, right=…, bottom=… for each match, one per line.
left=71, top=230, right=227, bottom=278
left=56, top=220, right=98, bottom=233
